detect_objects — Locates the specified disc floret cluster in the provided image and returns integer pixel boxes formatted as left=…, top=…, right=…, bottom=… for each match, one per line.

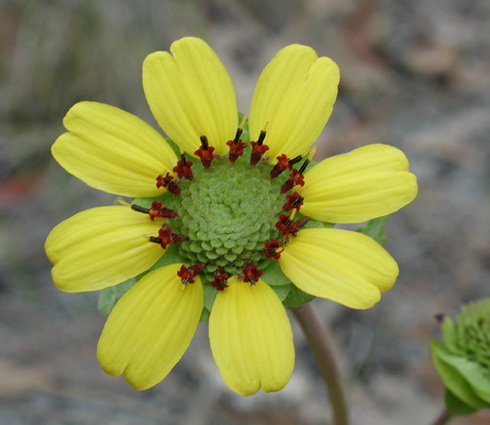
left=132, top=124, right=314, bottom=288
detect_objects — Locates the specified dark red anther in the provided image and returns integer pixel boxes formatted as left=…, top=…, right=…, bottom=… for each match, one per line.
left=276, top=214, right=299, bottom=236
left=264, top=239, right=284, bottom=259
left=210, top=268, right=229, bottom=290
left=250, top=141, right=269, bottom=166
left=149, top=226, right=184, bottom=249
left=131, top=202, right=177, bottom=219
left=232, top=126, right=244, bottom=144
left=283, top=192, right=304, bottom=211
left=149, top=201, right=178, bottom=220
left=280, top=169, right=305, bottom=193
left=226, top=139, right=247, bottom=162
left=178, top=263, right=205, bottom=285
left=288, top=155, right=303, bottom=167
left=156, top=172, right=181, bottom=195
left=298, top=157, right=310, bottom=175
left=242, top=261, right=263, bottom=284
left=195, top=135, right=215, bottom=168
left=270, top=154, right=291, bottom=178
left=173, top=154, right=193, bottom=180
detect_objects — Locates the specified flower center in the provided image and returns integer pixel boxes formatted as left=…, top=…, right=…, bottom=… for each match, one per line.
left=171, top=158, right=284, bottom=277
left=136, top=128, right=312, bottom=287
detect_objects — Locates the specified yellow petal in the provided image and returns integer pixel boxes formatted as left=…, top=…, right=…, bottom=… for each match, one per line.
left=279, top=228, right=399, bottom=309
left=248, top=44, right=340, bottom=161
left=300, top=144, right=418, bottom=223
left=52, top=102, right=178, bottom=198
left=97, top=264, right=203, bottom=390
left=209, top=277, right=294, bottom=396
left=45, top=206, right=164, bottom=292
left=143, top=37, right=238, bottom=155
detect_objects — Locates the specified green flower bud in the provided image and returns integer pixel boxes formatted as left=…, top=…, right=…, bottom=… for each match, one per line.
left=430, top=299, right=490, bottom=415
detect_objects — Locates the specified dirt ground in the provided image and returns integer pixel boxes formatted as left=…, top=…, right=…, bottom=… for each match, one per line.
left=1, top=0, right=489, bottom=424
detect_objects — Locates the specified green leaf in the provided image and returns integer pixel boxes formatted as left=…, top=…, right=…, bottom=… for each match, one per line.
left=445, top=388, right=478, bottom=416
left=284, top=284, right=315, bottom=310
left=271, top=284, right=291, bottom=302
left=199, top=307, right=210, bottom=322
left=165, top=137, right=182, bottom=157
left=441, top=317, right=459, bottom=353
left=149, top=243, right=187, bottom=270
left=261, top=261, right=292, bottom=301
left=302, top=218, right=335, bottom=229
left=203, top=282, right=218, bottom=315
left=356, top=216, right=389, bottom=245
left=132, top=189, right=180, bottom=212
left=437, top=341, right=490, bottom=403
left=97, top=278, right=137, bottom=315
left=430, top=339, right=489, bottom=409
left=261, top=261, right=291, bottom=286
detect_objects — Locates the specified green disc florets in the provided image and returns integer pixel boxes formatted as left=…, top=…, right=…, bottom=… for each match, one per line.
left=454, top=299, right=490, bottom=370
left=169, top=158, right=284, bottom=276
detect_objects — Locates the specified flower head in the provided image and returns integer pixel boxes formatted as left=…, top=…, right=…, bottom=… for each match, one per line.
left=431, top=299, right=490, bottom=415
left=45, top=37, right=417, bottom=395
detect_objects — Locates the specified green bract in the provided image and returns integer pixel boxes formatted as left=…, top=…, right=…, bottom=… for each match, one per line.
left=430, top=299, right=490, bottom=415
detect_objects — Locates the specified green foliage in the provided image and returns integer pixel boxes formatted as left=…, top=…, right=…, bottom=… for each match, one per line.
left=261, top=261, right=292, bottom=287
left=445, top=389, right=477, bottom=416
left=261, top=261, right=292, bottom=301
left=284, top=284, right=316, bottom=310
left=98, top=278, right=136, bottom=316
left=356, top=216, right=389, bottom=245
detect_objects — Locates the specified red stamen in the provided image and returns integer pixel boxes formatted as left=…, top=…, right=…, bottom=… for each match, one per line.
left=264, top=239, right=284, bottom=259
left=242, top=261, right=263, bottom=284
left=178, top=263, right=205, bottom=284
left=226, top=139, right=247, bottom=162
left=131, top=202, right=177, bottom=219
left=276, top=214, right=299, bottom=236
left=210, top=268, right=229, bottom=290
left=156, top=172, right=181, bottom=195
left=173, top=154, right=193, bottom=180
left=283, top=192, right=304, bottom=211
left=149, top=201, right=178, bottom=220
left=195, top=136, right=215, bottom=168
left=250, top=141, right=269, bottom=166
left=280, top=169, right=305, bottom=193
left=150, top=227, right=184, bottom=249
left=270, top=154, right=291, bottom=178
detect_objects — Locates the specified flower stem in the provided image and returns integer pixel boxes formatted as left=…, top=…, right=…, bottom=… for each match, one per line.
left=431, top=408, right=452, bottom=425
left=293, top=304, right=350, bottom=425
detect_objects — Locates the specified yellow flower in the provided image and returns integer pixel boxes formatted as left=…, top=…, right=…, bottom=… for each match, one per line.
left=45, top=37, right=417, bottom=396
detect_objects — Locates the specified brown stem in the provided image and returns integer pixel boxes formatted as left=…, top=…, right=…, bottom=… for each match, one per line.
left=431, top=408, right=452, bottom=425
left=293, top=304, right=350, bottom=425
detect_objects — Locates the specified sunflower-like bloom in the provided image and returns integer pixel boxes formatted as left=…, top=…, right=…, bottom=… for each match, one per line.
left=45, top=37, right=417, bottom=396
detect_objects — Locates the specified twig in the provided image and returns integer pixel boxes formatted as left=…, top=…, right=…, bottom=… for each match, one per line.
left=431, top=408, right=452, bottom=425
left=293, top=304, right=349, bottom=425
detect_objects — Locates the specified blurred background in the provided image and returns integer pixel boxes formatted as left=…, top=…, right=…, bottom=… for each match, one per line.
left=1, top=0, right=489, bottom=424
